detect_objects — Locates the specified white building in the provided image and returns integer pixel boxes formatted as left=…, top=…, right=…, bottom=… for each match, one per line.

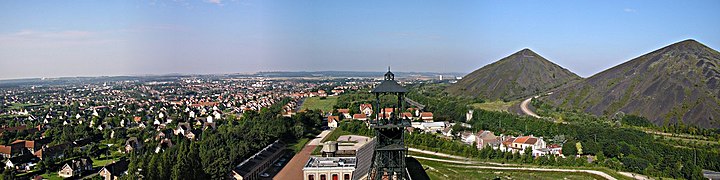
left=500, top=135, right=547, bottom=154
left=303, top=157, right=355, bottom=180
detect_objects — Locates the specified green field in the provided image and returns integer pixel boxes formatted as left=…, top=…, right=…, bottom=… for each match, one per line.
left=301, top=96, right=338, bottom=113
left=418, top=158, right=605, bottom=180
left=470, top=100, right=519, bottom=112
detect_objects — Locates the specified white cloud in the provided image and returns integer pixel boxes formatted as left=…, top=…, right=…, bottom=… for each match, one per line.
left=624, top=8, right=637, bottom=13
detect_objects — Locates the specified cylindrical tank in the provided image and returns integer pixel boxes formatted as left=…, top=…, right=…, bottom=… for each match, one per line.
left=323, top=141, right=338, bottom=153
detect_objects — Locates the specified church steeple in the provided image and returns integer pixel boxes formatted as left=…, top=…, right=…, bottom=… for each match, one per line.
left=384, top=66, right=394, bottom=81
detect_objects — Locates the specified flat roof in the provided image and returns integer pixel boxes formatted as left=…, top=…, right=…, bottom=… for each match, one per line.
left=234, top=140, right=284, bottom=175
left=304, top=157, right=356, bottom=168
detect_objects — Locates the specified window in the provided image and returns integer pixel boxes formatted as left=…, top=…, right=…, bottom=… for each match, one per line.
left=332, top=174, right=338, bottom=180
left=344, top=174, right=350, bottom=180
left=320, top=174, right=326, bottom=180
left=309, top=175, right=315, bottom=180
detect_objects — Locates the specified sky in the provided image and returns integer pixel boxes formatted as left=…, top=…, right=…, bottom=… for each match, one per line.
left=1, top=0, right=719, bottom=79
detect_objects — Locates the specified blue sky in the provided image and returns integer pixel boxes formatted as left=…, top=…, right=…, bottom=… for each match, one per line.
left=1, top=0, right=718, bottom=79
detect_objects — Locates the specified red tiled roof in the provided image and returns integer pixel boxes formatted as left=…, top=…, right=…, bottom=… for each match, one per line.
left=420, top=112, right=433, bottom=117
left=328, top=116, right=339, bottom=123
left=524, top=137, right=538, bottom=144
left=502, top=138, right=515, bottom=146
left=337, top=109, right=350, bottom=114
left=402, top=112, right=413, bottom=118
left=514, top=136, right=530, bottom=144
left=360, top=104, right=372, bottom=110
left=0, top=145, right=11, bottom=155
left=353, top=114, right=367, bottom=119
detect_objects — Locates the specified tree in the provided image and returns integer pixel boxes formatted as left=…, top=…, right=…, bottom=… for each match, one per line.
left=522, top=148, right=533, bottom=163
left=293, top=125, right=304, bottom=139
left=595, top=151, right=606, bottom=164
left=575, top=142, right=583, bottom=155
left=1, top=168, right=12, bottom=180
left=562, top=140, right=577, bottom=156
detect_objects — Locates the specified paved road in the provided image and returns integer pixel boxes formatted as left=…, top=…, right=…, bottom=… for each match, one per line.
left=703, top=169, right=720, bottom=180
left=520, top=96, right=541, bottom=118
left=273, top=145, right=316, bottom=180
left=274, top=129, right=331, bottom=180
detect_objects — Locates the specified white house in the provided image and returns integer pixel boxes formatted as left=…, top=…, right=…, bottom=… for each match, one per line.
left=501, top=135, right=546, bottom=154
left=460, top=131, right=476, bottom=145
left=419, top=122, right=445, bottom=132
left=328, top=116, right=339, bottom=128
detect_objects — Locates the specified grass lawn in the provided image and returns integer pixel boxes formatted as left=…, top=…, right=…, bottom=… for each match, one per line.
left=93, top=156, right=121, bottom=168
left=418, top=158, right=605, bottom=180
left=470, top=100, right=519, bottom=112
left=321, top=128, right=352, bottom=143
left=8, top=103, right=42, bottom=110
left=301, top=96, right=338, bottom=113
left=288, top=138, right=310, bottom=153
left=38, top=172, right=64, bottom=180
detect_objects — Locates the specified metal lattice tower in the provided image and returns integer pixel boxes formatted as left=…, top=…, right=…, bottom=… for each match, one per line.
left=368, top=68, right=410, bottom=180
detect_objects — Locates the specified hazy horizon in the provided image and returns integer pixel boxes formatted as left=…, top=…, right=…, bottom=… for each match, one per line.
left=2, top=0, right=719, bottom=80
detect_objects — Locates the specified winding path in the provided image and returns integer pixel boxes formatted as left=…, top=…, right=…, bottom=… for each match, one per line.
left=520, top=96, right=541, bottom=118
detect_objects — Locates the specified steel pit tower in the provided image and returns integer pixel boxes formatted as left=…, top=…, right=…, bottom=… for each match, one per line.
left=368, top=68, right=410, bottom=180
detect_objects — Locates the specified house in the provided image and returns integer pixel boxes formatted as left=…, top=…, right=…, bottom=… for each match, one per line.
left=336, top=109, right=351, bottom=119
left=475, top=131, right=500, bottom=149
left=328, top=116, right=339, bottom=128
left=382, top=108, right=395, bottom=114
left=352, top=114, right=367, bottom=121
left=440, top=127, right=453, bottom=137
left=174, top=123, right=197, bottom=140
left=125, top=137, right=143, bottom=153
left=377, top=113, right=390, bottom=119
left=98, top=159, right=129, bottom=180
left=58, top=158, right=93, bottom=178
left=419, top=112, right=433, bottom=122
left=34, top=143, right=68, bottom=160
left=407, top=108, right=419, bottom=117
left=401, top=112, right=413, bottom=120
left=419, top=122, right=445, bottom=132
left=203, top=122, right=217, bottom=131
left=359, top=104, right=373, bottom=116
left=460, top=131, right=476, bottom=145
left=5, top=154, right=38, bottom=171
left=155, top=139, right=174, bottom=153
left=502, top=135, right=547, bottom=154
left=133, top=116, right=142, bottom=123
left=0, top=141, right=26, bottom=158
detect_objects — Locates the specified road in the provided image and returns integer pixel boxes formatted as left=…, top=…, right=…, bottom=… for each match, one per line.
left=274, top=129, right=331, bottom=180
left=520, top=96, right=541, bottom=118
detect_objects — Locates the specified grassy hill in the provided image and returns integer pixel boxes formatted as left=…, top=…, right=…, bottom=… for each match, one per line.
left=446, top=49, right=581, bottom=101
left=543, top=39, right=720, bottom=128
